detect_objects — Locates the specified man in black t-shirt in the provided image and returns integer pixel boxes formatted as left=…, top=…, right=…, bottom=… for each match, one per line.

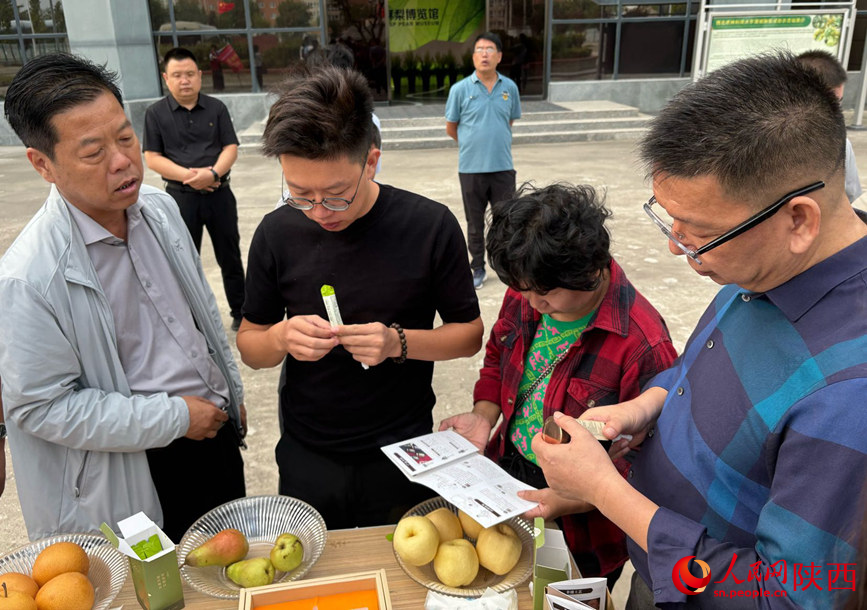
left=143, top=47, right=246, bottom=331
left=237, top=67, right=484, bottom=529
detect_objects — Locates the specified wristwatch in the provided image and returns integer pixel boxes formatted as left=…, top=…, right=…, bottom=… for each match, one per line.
left=0, top=422, right=6, bottom=440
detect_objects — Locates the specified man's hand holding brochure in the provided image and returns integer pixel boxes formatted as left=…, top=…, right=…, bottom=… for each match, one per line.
left=381, top=430, right=539, bottom=528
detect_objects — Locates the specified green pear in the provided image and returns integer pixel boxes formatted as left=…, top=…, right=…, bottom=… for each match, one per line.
left=226, top=557, right=275, bottom=588
left=184, top=528, right=249, bottom=567
left=270, top=533, right=304, bottom=572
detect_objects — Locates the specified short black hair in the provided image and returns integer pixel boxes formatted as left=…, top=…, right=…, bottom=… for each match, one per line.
left=486, top=183, right=612, bottom=293
left=4, top=53, right=123, bottom=159
left=797, top=49, right=847, bottom=89
left=640, top=52, right=845, bottom=204
left=163, top=47, right=197, bottom=68
left=475, top=32, right=503, bottom=52
left=262, top=66, right=373, bottom=162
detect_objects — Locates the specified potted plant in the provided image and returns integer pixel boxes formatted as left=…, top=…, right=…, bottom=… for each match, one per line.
left=404, top=52, right=418, bottom=94
left=391, top=55, right=404, bottom=98
left=433, top=53, right=447, bottom=91
left=419, top=53, right=433, bottom=93
left=442, top=53, right=458, bottom=91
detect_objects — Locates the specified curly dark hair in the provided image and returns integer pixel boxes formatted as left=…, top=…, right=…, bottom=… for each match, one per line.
left=486, top=183, right=612, bottom=293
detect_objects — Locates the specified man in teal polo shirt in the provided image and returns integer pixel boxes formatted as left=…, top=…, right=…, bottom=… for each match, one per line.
left=446, top=32, right=521, bottom=289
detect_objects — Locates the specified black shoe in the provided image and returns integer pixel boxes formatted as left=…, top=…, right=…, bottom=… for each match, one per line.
left=231, top=316, right=242, bottom=332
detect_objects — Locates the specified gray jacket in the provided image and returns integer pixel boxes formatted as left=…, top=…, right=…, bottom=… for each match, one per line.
left=0, top=184, right=245, bottom=540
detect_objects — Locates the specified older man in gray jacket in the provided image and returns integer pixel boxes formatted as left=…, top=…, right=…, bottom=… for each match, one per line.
left=0, top=54, right=246, bottom=542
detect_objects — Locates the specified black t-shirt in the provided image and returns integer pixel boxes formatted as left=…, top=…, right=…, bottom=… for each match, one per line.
left=142, top=93, right=239, bottom=169
left=244, top=184, right=480, bottom=453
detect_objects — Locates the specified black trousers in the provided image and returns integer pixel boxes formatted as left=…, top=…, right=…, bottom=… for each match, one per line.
left=276, top=433, right=434, bottom=530
left=458, top=170, right=516, bottom=271
left=146, top=424, right=246, bottom=543
left=166, top=185, right=246, bottom=319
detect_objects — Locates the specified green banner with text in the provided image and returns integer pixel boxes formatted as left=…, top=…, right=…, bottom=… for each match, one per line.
left=388, top=0, right=484, bottom=53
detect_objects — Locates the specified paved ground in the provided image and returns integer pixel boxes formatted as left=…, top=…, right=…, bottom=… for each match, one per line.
left=1, top=133, right=865, bottom=606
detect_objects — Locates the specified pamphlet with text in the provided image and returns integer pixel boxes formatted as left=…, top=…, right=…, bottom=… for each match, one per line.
left=381, top=430, right=539, bottom=528
left=545, top=577, right=608, bottom=610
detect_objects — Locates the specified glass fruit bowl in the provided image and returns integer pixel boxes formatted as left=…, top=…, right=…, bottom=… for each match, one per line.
left=394, top=496, right=534, bottom=597
left=177, top=495, right=327, bottom=599
left=0, top=532, right=128, bottom=610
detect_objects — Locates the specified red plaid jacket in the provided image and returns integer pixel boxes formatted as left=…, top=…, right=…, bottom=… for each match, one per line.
left=475, top=260, right=677, bottom=576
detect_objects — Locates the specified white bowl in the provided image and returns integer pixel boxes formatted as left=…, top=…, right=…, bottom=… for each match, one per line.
left=177, top=495, right=327, bottom=599
left=0, top=532, right=127, bottom=609
left=394, top=496, right=534, bottom=597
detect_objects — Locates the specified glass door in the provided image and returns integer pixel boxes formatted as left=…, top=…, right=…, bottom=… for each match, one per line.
left=323, top=0, right=389, bottom=101
left=489, top=0, right=547, bottom=97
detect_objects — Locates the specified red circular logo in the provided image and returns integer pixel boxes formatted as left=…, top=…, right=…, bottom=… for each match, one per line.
left=672, top=556, right=712, bottom=595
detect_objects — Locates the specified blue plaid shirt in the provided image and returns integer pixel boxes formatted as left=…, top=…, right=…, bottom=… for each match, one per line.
left=628, top=235, right=867, bottom=609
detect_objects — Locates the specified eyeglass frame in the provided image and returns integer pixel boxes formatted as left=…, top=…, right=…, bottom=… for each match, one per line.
left=282, top=164, right=366, bottom=212
left=643, top=181, right=825, bottom=265
left=474, top=46, right=499, bottom=55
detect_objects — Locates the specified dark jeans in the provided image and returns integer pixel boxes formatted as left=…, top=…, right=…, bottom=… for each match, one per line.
left=458, top=170, right=516, bottom=271
left=498, top=442, right=624, bottom=592
left=146, top=424, right=246, bottom=543
left=166, top=184, right=246, bottom=319
left=276, top=433, right=434, bottom=530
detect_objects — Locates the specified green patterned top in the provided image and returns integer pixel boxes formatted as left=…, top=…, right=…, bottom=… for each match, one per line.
left=508, top=311, right=593, bottom=464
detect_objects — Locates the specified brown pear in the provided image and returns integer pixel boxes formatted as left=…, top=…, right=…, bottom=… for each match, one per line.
left=31, top=542, right=89, bottom=587
left=0, top=588, right=38, bottom=610
left=184, top=528, right=249, bottom=567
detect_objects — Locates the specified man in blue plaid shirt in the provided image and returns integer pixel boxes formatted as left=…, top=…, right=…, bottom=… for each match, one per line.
left=533, top=52, right=867, bottom=609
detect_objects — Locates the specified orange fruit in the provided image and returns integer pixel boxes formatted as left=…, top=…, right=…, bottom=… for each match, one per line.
left=31, top=542, right=89, bottom=587
left=0, top=573, right=38, bottom=598
left=0, top=589, right=38, bottom=610
left=34, top=572, right=94, bottom=610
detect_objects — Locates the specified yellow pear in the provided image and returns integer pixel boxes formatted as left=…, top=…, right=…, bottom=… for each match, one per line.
left=425, top=508, right=463, bottom=542
left=392, top=516, right=439, bottom=566
left=31, top=542, right=89, bottom=587
left=433, top=539, right=479, bottom=587
left=0, top=589, right=37, bottom=610
left=34, top=572, right=94, bottom=610
left=475, top=523, right=522, bottom=575
left=457, top=509, right=484, bottom=539
left=0, top=573, right=38, bottom=599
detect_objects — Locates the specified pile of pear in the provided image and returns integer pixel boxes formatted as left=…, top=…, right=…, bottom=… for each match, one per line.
left=0, top=541, right=95, bottom=610
left=184, top=529, right=304, bottom=589
left=392, top=508, right=523, bottom=588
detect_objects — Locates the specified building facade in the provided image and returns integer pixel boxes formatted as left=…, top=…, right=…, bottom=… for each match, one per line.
left=0, top=0, right=864, bottom=142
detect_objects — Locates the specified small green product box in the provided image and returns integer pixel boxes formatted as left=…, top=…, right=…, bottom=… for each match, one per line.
left=101, top=512, right=185, bottom=610
left=531, top=518, right=573, bottom=610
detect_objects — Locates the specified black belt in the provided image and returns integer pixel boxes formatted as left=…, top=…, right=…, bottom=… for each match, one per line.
left=164, top=177, right=231, bottom=194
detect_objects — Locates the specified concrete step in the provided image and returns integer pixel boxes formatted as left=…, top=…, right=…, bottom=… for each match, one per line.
left=382, top=127, right=651, bottom=150
left=384, top=116, right=651, bottom=141
left=237, top=100, right=652, bottom=152
left=377, top=106, right=643, bottom=129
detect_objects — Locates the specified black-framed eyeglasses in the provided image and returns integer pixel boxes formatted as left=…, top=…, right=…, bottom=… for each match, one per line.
left=643, top=181, right=825, bottom=265
left=282, top=165, right=365, bottom=212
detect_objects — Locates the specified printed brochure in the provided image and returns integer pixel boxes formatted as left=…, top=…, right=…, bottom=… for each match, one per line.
left=381, top=430, right=538, bottom=528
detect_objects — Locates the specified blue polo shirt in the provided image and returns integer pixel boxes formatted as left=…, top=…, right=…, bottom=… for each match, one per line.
left=628, top=235, right=867, bottom=609
left=445, top=71, right=521, bottom=174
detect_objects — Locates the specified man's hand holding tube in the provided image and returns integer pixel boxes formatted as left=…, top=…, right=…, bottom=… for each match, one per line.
left=531, top=387, right=669, bottom=552
left=531, top=412, right=620, bottom=507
